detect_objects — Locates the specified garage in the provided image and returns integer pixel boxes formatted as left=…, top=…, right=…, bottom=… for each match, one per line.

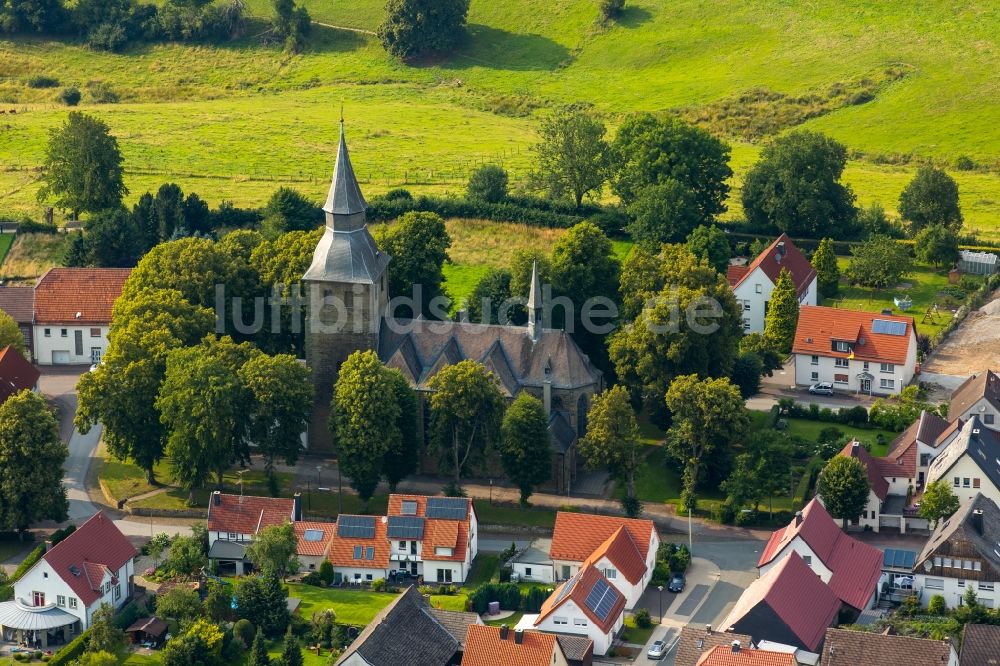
left=51, top=351, right=70, bottom=364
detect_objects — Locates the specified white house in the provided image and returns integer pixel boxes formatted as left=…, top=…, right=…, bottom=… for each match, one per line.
left=292, top=521, right=335, bottom=571
left=728, top=234, right=817, bottom=334
left=206, top=492, right=300, bottom=574
left=912, top=493, right=1000, bottom=609
left=32, top=268, right=131, bottom=366
left=792, top=306, right=917, bottom=396
left=0, top=513, right=137, bottom=648
left=382, top=495, right=478, bottom=584
left=511, top=540, right=555, bottom=584
left=518, top=564, right=625, bottom=657
left=949, top=370, right=1000, bottom=430
left=328, top=515, right=392, bottom=585
left=925, top=416, right=1000, bottom=505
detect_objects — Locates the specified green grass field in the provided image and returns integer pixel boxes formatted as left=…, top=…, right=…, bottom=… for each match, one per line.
left=3, top=1, right=1000, bottom=236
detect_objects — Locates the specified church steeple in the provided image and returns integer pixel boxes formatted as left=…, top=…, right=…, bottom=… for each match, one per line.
left=322, top=120, right=367, bottom=231
left=527, top=260, right=543, bottom=341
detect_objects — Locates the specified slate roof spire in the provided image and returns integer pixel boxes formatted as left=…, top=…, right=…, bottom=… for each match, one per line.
left=323, top=119, right=367, bottom=228
left=527, top=260, right=543, bottom=341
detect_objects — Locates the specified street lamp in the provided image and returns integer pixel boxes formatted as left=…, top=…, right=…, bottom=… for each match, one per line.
left=657, top=585, right=664, bottom=624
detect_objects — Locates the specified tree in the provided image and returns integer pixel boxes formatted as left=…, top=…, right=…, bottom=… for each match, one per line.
left=611, top=113, right=732, bottom=220
left=166, top=535, right=207, bottom=576
left=246, top=522, right=299, bottom=578
left=579, top=386, right=642, bottom=516
left=499, top=393, right=552, bottom=506
left=374, top=211, right=451, bottom=318
left=0, top=310, right=25, bottom=355
left=153, top=183, right=185, bottom=241
left=730, top=351, right=763, bottom=398
left=599, top=0, right=625, bottom=20
left=509, top=250, right=551, bottom=301
left=738, top=333, right=783, bottom=376
left=156, top=586, right=204, bottom=624
left=38, top=112, right=126, bottom=216
left=0, top=391, right=68, bottom=535
left=239, top=353, right=312, bottom=476
left=233, top=570, right=289, bottom=637
left=533, top=108, right=608, bottom=207
left=161, top=631, right=214, bottom=666
left=279, top=626, right=304, bottom=666
left=78, top=652, right=119, bottom=666
left=203, top=580, right=234, bottom=623
left=121, top=237, right=236, bottom=310
left=763, top=268, right=799, bottom=355
left=918, top=480, right=960, bottom=528
left=248, top=629, right=270, bottom=666
left=428, top=360, right=506, bottom=493
left=382, top=369, right=419, bottom=492
left=0, top=0, right=66, bottom=33
left=467, top=165, right=508, bottom=203
left=741, top=131, right=857, bottom=238
left=686, top=224, right=730, bottom=273
left=87, top=604, right=127, bottom=658
left=914, top=224, right=959, bottom=269
left=811, top=237, right=840, bottom=298
left=899, top=165, right=963, bottom=232
left=378, top=0, right=470, bottom=60
left=271, top=0, right=310, bottom=52
left=262, top=187, right=320, bottom=238
left=665, top=375, right=748, bottom=509
left=845, top=234, right=913, bottom=295
left=83, top=207, right=139, bottom=267
left=63, top=230, right=88, bottom=266
left=331, top=351, right=400, bottom=509
left=466, top=268, right=513, bottom=325
left=626, top=179, right=701, bottom=247
left=816, top=455, right=871, bottom=528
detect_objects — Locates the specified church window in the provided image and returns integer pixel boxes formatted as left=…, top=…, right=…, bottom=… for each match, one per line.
left=345, top=291, right=354, bottom=308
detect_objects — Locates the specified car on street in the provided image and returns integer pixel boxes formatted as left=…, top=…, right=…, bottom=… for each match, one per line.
left=647, top=639, right=667, bottom=660
left=667, top=572, right=685, bottom=593
left=808, top=382, right=834, bottom=396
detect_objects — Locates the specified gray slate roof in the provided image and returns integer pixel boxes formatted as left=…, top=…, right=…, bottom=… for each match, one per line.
left=427, top=607, right=481, bottom=646
left=324, top=122, right=367, bottom=217
left=915, top=493, right=1000, bottom=575
left=960, top=623, right=1000, bottom=666
left=207, top=540, right=247, bottom=561
left=302, top=226, right=390, bottom=285
left=926, top=416, right=1000, bottom=492
left=0, top=286, right=33, bottom=324
left=548, top=410, right=577, bottom=454
left=821, top=628, right=954, bottom=666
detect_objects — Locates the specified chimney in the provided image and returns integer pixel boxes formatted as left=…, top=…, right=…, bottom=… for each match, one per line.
left=213, top=491, right=222, bottom=506
left=44, top=540, right=53, bottom=553
left=705, top=625, right=713, bottom=635
left=794, top=510, right=803, bottom=526
left=499, top=625, right=509, bottom=640
left=292, top=493, right=302, bottom=521
left=972, top=508, right=984, bottom=535
left=514, top=629, right=524, bottom=645
left=776, top=241, right=786, bottom=263
left=731, top=641, right=741, bottom=653
left=543, top=379, right=552, bottom=416
left=852, top=440, right=860, bottom=454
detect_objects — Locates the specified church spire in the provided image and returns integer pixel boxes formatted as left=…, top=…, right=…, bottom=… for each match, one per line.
left=527, top=260, right=543, bottom=341
left=323, top=120, right=367, bottom=230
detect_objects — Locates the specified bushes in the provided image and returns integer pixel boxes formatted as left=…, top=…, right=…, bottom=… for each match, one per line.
left=776, top=401, right=873, bottom=428
left=87, top=81, right=119, bottom=104
left=521, top=586, right=548, bottom=613
left=633, top=608, right=652, bottom=628
left=371, top=578, right=387, bottom=592
left=28, top=75, right=60, bottom=88
left=928, top=595, right=946, bottom=615
left=47, top=629, right=89, bottom=666
left=234, top=618, right=255, bottom=646
left=467, top=165, right=509, bottom=203
left=59, top=86, right=81, bottom=106
left=318, top=560, right=334, bottom=586
left=301, top=572, right=323, bottom=587
left=469, top=583, right=521, bottom=614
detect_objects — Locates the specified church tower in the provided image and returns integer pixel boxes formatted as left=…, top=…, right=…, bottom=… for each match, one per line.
left=303, top=121, right=390, bottom=451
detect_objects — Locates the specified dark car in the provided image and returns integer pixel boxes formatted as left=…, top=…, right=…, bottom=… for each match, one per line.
left=667, top=572, right=685, bottom=593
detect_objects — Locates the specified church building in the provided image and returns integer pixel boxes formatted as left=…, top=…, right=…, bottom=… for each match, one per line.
left=302, top=124, right=604, bottom=493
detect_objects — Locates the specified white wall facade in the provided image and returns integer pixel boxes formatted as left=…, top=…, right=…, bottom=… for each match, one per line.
left=513, top=562, right=554, bottom=584
left=208, top=530, right=253, bottom=549
left=734, top=270, right=817, bottom=335
left=758, top=537, right=833, bottom=583
left=935, top=456, right=1000, bottom=505
left=15, top=557, right=133, bottom=631
left=532, top=598, right=623, bottom=657
left=33, top=324, right=109, bottom=366
left=424, top=560, right=465, bottom=584
left=954, top=398, right=1000, bottom=432
left=334, top=566, right=389, bottom=584
left=591, top=556, right=642, bottom=610
left=793, top=333, right=916, bottom=396
left=914, top=574, right=997, bottom=610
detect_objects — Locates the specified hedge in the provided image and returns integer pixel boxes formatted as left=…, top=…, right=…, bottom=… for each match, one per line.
left=11, top=525, right=76, bottom=583
left=47, top=629, right=89, bottom=666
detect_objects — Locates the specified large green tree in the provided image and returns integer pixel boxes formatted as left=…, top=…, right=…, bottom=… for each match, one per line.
left=239, top=353, right=312, bottom=476
left=845, top=234, right=913, bottom=295
left=122, top=237, right=235, bottom=310
left=382, top=369, right=419, bottom=492
left=579, top=386, right=642, bottom=516
left=918, top=480, right=960, bottom=529
left=374, top=211, right=451, bottom=318
left=233, top=570, right=289, bottom=637
left=378, top=0, right=469, bottom=59
left=738, top=332, right=783, bottom=376
left=742, top=131, right=857, bottom=238
left=686, top=224, right=730, bottom=273
left=811, top=237, right=840, bottom=298
left=246, top=522, right=299, bottom=578
left=87, top=604, right=127, bottom=658
left=38, top=112, right=126, bottom=215
left=467, top=165, right=509, bottom=203
left=763, top=268, right=799, bottom=355
left=0, top=310, right=25, bottom=355
left=816, top=455, right=871, bottom=528
left=899, top=165, right=963, bottom=232
left=0, top=0, right=67, bottom=33
left=914, top=224, right=960, bottom=268
left=626, top=179, right=701, bottom=247
left=271, top=0, right=310, bottom=53
left=428, top=360, right=506, bottom=493
left=83, top=207, right=140, bottom=268
left=499, top=393, right=552, bottom=506
left=261, top=187, right=320, bottom=238
left=0, top=391, right=68, bottom=535
left=466, top=268, right=513, bottom=325
left=533, top=108, right=609, bottom=207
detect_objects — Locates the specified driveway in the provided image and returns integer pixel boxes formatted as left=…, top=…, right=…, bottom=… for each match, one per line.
left=748, top=360, right=877, bottom=411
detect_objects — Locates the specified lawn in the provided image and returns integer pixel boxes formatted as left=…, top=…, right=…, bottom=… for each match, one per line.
left=622, top=614, right=656, bottom=646
left=473, top=500, right=557, bottom=529
left=0, top=233, right=13, bottom=264
left=284, top=583, right=398, bottom=626
left=0, top=232, right=66, bottom=280
left=780, top=417, right=899, bottom=457
left=126, top=466, right=295, bottom=512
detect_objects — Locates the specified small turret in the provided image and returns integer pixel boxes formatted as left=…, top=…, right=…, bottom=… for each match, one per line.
left=527, top=261, right=543, bottom=341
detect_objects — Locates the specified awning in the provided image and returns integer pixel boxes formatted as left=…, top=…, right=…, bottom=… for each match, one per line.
left=208, top=540, right=247, bottom=561
left=856, top=371, right=875, bottom=381
left=0, top=601, right=78, bottom=631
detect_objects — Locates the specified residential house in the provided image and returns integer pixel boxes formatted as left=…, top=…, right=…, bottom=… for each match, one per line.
left=328, top=515, right=391, bottom=584
left=0, top=345, right=39, bottom=404
left=674, top=626, right=754, bottom=666
left=696, top=643, right=796, bottom=666
left=792, top=306, right=917, bottom=396
left=32, top=268, right=131, bottom=365
left=0, top=513, right=137, bottom=647
left=553, top=635, right=594, bottom=666
left=885, top=410, right=962, bottom=491
left=948, top=370, right=1000, bottom=429
left=461, top=625, right=573, bottom=666
left=723, top=552, right=840, bottom=655
left=958, top=624, right=1000, bottom=666
left=0, top=286, right=34, bottom=359
left=205, top=492, right=300, bottom=574
left=925, top=417, right=1000, bottom=505
left=518, top=564, right=626, bottom=657
left=820, top=628, right=958, bottom=666
left=335, top=585, right=481, bottom=666
left=385, top=494, right=478, bottom=584
left=913, top=493, right=1000, bottom=609
left=728, top=234, right=818, bottom=334
left=292, top=521, right=335, bottom=571
left=548, top=512, right=659, bottom=609
left=511, top=539, right=555, bottom=584
left=758, top=499, right=882, bottom=614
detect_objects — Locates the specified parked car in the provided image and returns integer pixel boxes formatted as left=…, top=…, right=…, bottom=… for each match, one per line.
left=667, top=572, right=685, bottom=593
left=808, top=382, right=834, bottom=395
left=647, top=639, right=667, bottom=660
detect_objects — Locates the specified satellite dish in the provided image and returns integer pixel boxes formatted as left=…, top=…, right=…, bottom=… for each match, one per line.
left=923, top=560, right=933, bottom=572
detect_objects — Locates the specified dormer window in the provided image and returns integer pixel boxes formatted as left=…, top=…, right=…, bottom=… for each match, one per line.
left=833, top=341, right=851, bottom=353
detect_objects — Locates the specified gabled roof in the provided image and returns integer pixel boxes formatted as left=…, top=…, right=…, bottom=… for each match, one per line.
left=884, top=412, right=960, bottom=478
left=550, top=512, right=656, bottom=563
left=386, top=494, right=474, bottom=562
left=916, top=493, right=1000, bottom=575
left=821, top=628, right=954, bottom=666
left=730, top=234, right=816, bottom=296
left=327, top=515, right=390, bottom=569
left=33, top=268, right=131, bottom=324
left=293, top=521, right=335, bottom=558
left=426, top=608, right=482, bottom=646
left=792, top=306, right=915, bottom=365
left=724, top=552, right=839, bottom=652
left=926, top=416, right=1000, bottom=492
left=555, top=635, right=594, bottom=664
left=42, top=512, right=137, bottom=608
left=959, top=624, right=1000, bottom=666
left=582, top=525, right=647, bottom=585
left=837, top=441, right=890, bottom=500
left=949, top=370, right=1000, bottom=419
left=674, top=627, right=755, bottom=666
left=536, top=564, right=625, bottom=634
left=461, top=625, right=560, bottom=666
left=0, top=346, right=39, bottom=403
left=206, top=492, right=295, bottom=536
left=0, top=286, right=33, bottom=324
left=726, top=265, right=750, bottom=286
left=696, top=645, right=794, bottom=666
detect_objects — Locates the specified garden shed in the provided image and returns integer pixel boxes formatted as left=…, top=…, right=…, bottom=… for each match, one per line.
left=958, top=250, right=998, bottom=275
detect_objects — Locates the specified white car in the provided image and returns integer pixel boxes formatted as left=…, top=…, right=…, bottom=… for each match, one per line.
left=808, top=382, right=834, bottom=396
left=647, top=640, right=667, bottom=660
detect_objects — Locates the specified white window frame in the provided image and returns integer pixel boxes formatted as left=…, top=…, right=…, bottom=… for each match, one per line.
left=810, top=355, right=819, bottom=365
left=880, top=378, right=895, bottom=390
left=553, top=616, right=568, bottom=625
left=880, top=363, right=895, bottom=373
left=835, top=357, right=849, bottom=368
left=925, top=578, right=944, bottom=590
left=834, top=341, right=850, bottom=352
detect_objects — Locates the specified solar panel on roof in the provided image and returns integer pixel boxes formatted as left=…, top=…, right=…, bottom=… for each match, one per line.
left=303, top=529, right=325, bottom=542
left=882, top=548, right=917, bottom=569
left=584, top=577, right=619, bottom=621
left=426, top=497, right=468, bottom=520
left=337, top=515, right=376, bottom=538
left=872, top=319, right=907, bottom=336
left=553, top=576, right=579, bottom=604
left=400, top=500, right=418, bottom=516
left=386, top=516, right=425, bottom=539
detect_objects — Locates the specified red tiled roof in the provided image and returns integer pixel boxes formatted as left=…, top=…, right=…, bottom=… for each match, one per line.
left=461, top=625, right=558, bottom=666
left=42, top=512, right=138, bottom=608
left=550, top=512, right=656, bottom=563
left=838, top=441, right=891, bottom=500
left=536, top=564, right=625, bottom=634
left=732, top=234, right=816, bottom=296
left=792, top=306, right=915, bottom=365
left=726, top=265, right=750, bottom=287
left=327, top=515, right=391, bottom=569
left=696, top=645, right=795, bottom=666
left=725, top=552, right=839, bottom=652
left=0, top=346, right=39, bottom=403
left=387, top=495, right=473, bottom=563
left=293, top=521, right=335, bottom=557
left=33, top=268, right=131, bottom=324
left=823, top=628, right=955, bottom=666
left=206, top=492, right=295, bottom=535
left=582, top=525, right=647, bottom=585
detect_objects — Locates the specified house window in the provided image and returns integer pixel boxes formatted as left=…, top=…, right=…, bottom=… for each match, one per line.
left=755, top=284, right=762, bottom=294
left=834, top=341, right=850, bottom=352
left=920, top=454, right=931, bottom=466
left=525, top=567, right=532, bottom=577
left=803, top=556, right=812, bottom=565
left=90, top=328, right=101, bottom=337
left=880, top=379, right=895, bottom=390
left=863, top=362, right=869, bottom=370
left=60, top=328, right=67, bottom=337
left=880, top=363, right=895, bottom=373
left=604, top=568, right=617, bottom=580
left=810, top=372, right=819, bottom=381
left=227, top=533, right=238, bottom=541
left=834, top=374, right=849, bottom=384
left=44, top=328, right=51, bottom=337
left=561, top=565, right=571, bottom=579
left=743, top=302, right=750, bottom=311
left=954, top=477, right=961, bottom=487
left=573, top=618, right=587, bottom=626
left=986, top=414, right=996, bottom=425
left=982, top=598, right=995, bottom=609
left=365, top=574, right=373, bottom=581
left=964, top=560, right=974, bottom=570
left=32, top=592, right=44, bottom=607
left=354, top=573, right=361, bottom=580
left=56, top=596, right=65, bottom=607
left=365, top=547, right=374, bottom=560
left=959, top=580, right=966, bottom=588
left=980, top=582, right=995, bottom=592
left=553, top=616, right=568, bottom=625
left=115, top=585, right=121, bottom=601
left=964, top=478, right=971, bottom=488
left=811, top=355, right=819, bottom=365
left=925, top=578, right=944, bottom=590
left=398, top=541, right=406, bottom=551
left=835, top=358, right=849, bottom=368
left=353, top=546, right=363, bottom=559
left=974, top=478, right=981, bottom=489
left=437, top=569, right=453, bottom=583
left=944, top=558, right=953, bottom=568
left=975, top=562, right=983, bottom=572
left=435, top=547, right=453, bottom=557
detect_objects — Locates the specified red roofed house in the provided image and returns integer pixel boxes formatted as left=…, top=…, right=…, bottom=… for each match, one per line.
left=327, top=515, right=393, bottom=584
left=0, top=345, right=40, bottom=404
left=0, top=512, right=137, bottom=647
left=792, top=306, right=917, bottom=396
left=32, top=268, right=131, bottom=366
left=206, top=491, right=301, bottom=574
left=757, top=498, right=882, bottom=615
left=461, top=624, right=574, bottom=666
left=548, top=512, right=659, bottom=609
left=0, top=286, right=35, bottom=360
left=292, top=521, right=335, bottom=571
left=722, top=552, right=839, bottom=655
left=728, top=234, right=817, bottom=334
left=695, top=643, right=795, bottom=666
left=384, top=494, right=478, bottom=584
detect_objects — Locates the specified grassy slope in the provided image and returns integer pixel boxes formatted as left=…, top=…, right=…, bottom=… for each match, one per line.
left=2, top=1, right=1000, bottom=233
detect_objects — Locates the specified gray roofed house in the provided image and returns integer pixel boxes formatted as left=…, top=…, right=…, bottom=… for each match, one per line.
left=959, top=623, right=1000, bottom=665
left=427, top=607, right=482, bottom=646
left=925, top=416, right=1000, bottom=501
left=949, top=370, right=1000, bottom=429
left=915, top=493, right=1000, bottom=576
left=820, top=628, right=957, bottom=666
